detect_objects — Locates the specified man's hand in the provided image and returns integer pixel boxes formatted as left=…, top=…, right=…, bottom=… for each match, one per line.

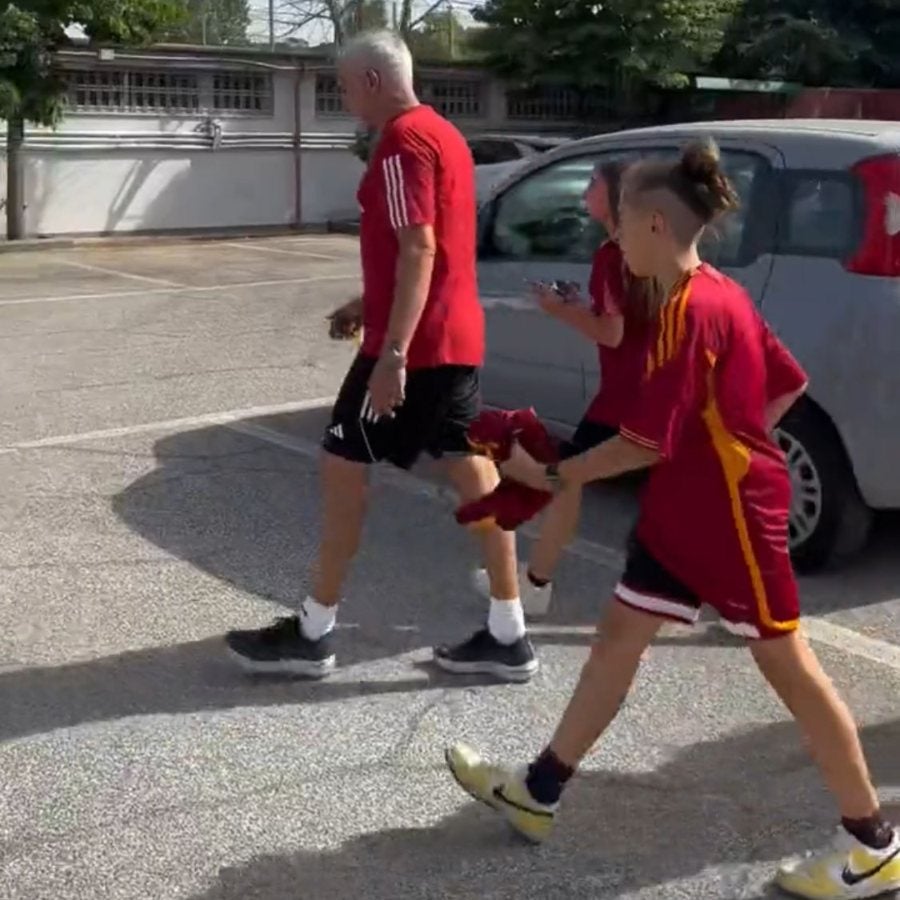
left=499, top=441, right=552, bottom=492
left=327, top=297, right=363, bottom=341
left=367, top=351, right=407, bottom=418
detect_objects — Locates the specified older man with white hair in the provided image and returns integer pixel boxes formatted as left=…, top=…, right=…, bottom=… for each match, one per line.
left=226, top=29, right=539, bottom=682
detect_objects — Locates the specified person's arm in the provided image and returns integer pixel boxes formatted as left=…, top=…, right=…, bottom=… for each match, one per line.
left=537, top=245, right=626, bottom=347
left=367, top=141, right=441, bottom=415
left=551, top=302, right=624, bottom=347
left=765, top=386, right=806, bottom=433
left=384, top=224, right=437, bottom=355
left=502, top=299, right=704, bottom=491
left=378, top=142, right=439, bottom=356
left=761, top=320, right=808, bottom=432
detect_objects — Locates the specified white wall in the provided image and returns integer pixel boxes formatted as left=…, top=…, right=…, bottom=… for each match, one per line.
left=0, top=50, right=581, bottom=239
left=0, top=55, right=366, bottom=238
left=24, top=149, right=297, bottom=235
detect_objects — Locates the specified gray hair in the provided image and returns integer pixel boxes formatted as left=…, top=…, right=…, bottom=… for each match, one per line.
left=339, top=29, right=414, bottom=88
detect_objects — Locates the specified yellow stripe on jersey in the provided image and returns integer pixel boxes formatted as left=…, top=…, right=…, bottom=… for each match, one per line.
left=701, top=349, right=798, bottom=634
left=647, top=280, right=692, bottom=378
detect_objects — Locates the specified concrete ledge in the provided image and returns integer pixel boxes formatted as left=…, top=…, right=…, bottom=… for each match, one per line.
left=0, top=221, right=360, bottom=253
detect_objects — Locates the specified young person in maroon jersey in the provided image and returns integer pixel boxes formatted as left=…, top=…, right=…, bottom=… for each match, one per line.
left=471, top=161, right=661, bottom=615
left=443, top=141, right=899, bottom=899
left=226, top=30, right=538, bottom=683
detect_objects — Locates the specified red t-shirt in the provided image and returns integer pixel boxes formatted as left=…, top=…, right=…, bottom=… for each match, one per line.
left=619, top=264, right=807, bottom=595
left=584, top=240, right=652, bottom=427
left=357, top=105, right=484, bottom=370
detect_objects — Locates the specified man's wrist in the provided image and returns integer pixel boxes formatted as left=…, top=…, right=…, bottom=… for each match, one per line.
left=379, top=340, right=407, bottom=368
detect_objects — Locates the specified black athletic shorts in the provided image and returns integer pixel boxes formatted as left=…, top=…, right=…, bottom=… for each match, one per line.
left=559, top=417, right=618, bottom=460
left=615, top=532, right=702, bottom=625
left=322, top=352, right=480, bottom=469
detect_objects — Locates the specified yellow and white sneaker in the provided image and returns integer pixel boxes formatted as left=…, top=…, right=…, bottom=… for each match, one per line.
left=444, top=742, right=557, bottom=844
left=776, top=827, right=900, bottom=898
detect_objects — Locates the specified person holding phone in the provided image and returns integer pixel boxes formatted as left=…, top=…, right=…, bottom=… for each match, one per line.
left=472, top=161, right=662, bottom=617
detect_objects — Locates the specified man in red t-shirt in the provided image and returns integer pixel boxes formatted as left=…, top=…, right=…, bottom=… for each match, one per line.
left=226, top=30, right=535, bottom=683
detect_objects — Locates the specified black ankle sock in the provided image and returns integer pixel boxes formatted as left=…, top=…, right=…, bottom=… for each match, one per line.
left=526, top=570, right=551, bottom=589
left=842, top=814, right=895, bottom=850
left=525, top=747, right=574, bottom=805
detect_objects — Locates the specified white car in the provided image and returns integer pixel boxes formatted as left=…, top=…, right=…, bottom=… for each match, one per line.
left=468, top=134, right=570, bottom=206
left=476, top=119, right=900, bottom=572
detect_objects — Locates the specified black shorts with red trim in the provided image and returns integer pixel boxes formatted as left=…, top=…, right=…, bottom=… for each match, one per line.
left=615, top=531, right=801, bottom=640
left=615, top=533, right=702, bottom=625
left=322, top=352, right=480, bottom=470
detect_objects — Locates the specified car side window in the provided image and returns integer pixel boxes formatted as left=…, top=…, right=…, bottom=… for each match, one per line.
left=777, top=172, right=858, bottom=259
left=469, top=139, right=522, bottom=166
left=697, top=150, right=770, bottom=268
left=487, top=152, right=632, bottom=262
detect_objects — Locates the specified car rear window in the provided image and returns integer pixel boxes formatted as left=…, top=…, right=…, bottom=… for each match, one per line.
left=777, top=172, right=860, bottom=259
left=469, top=139, right=522, bottom=165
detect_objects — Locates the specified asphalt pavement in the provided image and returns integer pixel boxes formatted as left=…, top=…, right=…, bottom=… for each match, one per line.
left=1, top=236, right=898, bottom=900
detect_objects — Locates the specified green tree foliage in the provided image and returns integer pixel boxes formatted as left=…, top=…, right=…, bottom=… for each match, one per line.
left=717, top=0, right=900, bottom=87
left=470, top=0, right=741, bottom=93
left=161, top=0, right=251, bottom=45
left=406, top=7, right=479, bottom=60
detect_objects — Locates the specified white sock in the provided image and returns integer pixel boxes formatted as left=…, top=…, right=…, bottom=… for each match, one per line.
left=488, top=597, right=526, bottom=645
left=299, top=596, right=337, bottom=641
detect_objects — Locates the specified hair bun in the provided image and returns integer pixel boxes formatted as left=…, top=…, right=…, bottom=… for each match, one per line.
left=679, top=140, right=721, bottom=184
left=677, top=139, right=739, bottom=219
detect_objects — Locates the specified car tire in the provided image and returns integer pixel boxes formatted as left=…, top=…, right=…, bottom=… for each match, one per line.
left=775, top=398, right=873, bottom=574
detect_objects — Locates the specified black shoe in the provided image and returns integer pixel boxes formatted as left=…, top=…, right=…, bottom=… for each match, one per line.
left=433, top=628, right=539, bottom=683
left=226, top=616, right=336, bottom=678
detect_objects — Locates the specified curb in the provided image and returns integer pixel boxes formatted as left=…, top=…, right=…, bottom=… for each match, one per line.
left=0, top=221, right=360, bottom=253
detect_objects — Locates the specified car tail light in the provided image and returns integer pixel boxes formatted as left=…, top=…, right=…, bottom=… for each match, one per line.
left=845, top=154, right=900, bottom=276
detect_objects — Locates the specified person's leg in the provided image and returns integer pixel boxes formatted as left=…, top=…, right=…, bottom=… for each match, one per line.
left=443, top=452, right=519, bottom=602
left=526, top=421, right=616, bottom=586
left=752, top=631, right=879, bottom=820
left=748, top=630, right=900, bottom=898
left=308, top=451, right=369, bottom=604
left=434, top=450, right=540, bottom=681
left=226, top=354, right=384, bottom=677
left=445, top=538, right=700, bottom=841
left=410, top=367, right=536, bottom=681
left=715, top=538, right=899, bottom=898
left=526, top=484, right=583, bottom=584
left=471, top=420, right=616, bottom=617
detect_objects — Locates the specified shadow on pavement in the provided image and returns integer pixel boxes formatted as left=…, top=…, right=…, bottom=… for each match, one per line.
left=187, top=718, right=900, bottom=900
left=0, top=641, right=499, bottom=743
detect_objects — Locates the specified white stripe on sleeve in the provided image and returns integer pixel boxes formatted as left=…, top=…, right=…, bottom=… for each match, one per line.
left=388, top=154, right=409, bottom=227
left=382, top=153, right=408, bottom=229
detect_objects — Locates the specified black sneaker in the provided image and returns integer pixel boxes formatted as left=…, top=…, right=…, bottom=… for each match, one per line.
left=226, top=616, right=336, bottom=678
left=433, top=628, right=539, bottom=683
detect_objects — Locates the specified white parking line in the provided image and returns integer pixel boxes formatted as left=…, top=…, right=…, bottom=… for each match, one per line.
left=4, top=397, right=335, bottom=450
left=0, top=274, right=359, bottom=308
left=4, top=404, right=898, bottom=670
left=53, top=257, right=183, bottom=288
left=225, top=242, right=343, bottom=261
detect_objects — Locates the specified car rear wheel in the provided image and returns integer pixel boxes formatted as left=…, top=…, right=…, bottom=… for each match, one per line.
left=775, top=399, right=872, bottom=573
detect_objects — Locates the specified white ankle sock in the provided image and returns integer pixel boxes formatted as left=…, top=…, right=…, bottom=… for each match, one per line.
left=488, top=597, right=526, bottom=645
left=299, top=596, right=337, bottom=641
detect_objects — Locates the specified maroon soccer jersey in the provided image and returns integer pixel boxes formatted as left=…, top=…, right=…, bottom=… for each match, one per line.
left=619, top=264, right=807, bottom=638
left=583, top=240, right=653, bottom=427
